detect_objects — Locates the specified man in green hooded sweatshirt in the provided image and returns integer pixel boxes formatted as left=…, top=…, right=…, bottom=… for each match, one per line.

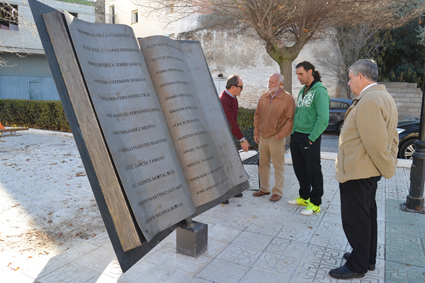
left=288, top=61, right=330, bottom=215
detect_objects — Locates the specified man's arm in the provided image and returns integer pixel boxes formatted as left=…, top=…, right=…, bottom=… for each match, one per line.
left=254, top=97, right=261, bottom=144
left=275, top=95, right=295, bottom=140
left=356, top=99, right=398, bottom=178
left=221, top=98, right=244, bottom=140
left=240, top=139, right=249, bottom=152
left=308, top=90, right=330, bottom=142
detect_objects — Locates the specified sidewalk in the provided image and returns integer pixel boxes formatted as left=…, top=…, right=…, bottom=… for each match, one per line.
left=2, top=130, right=424, bottom=283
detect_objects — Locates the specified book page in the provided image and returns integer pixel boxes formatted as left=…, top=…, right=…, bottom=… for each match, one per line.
left=179, top=41, right=250, bottom=190
left=64, top=14, right=195, bottom=242
left=139, top=36, right=249, bottom=206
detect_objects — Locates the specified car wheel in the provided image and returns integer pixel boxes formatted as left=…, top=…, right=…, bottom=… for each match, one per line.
left=337, top=121, right=344, bottom=134
left=399, top=139, right=417, bottom=159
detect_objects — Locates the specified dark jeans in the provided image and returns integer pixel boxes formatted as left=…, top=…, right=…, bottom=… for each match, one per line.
left=339, top=176, right=381, bottom=274
left=290, top=132, right=323, bottom=205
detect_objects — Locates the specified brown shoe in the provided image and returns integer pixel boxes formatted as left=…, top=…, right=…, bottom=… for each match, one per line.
left=252, top=190, right=270, bottom=197
left=269, top=194, right=281, bottom=202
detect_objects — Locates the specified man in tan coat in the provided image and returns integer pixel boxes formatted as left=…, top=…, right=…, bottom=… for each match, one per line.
left=252, top=73, right=295, bottom=202
left=329, top=59, right=399, bottom=280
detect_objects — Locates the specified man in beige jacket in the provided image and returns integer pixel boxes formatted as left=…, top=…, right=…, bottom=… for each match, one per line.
left=329, top=59, right=399, bottom=280
left=252, top=73, right=295, bottom=202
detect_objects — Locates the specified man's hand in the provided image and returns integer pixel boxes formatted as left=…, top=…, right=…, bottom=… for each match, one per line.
left=241, top=139, right=249, bottom=152
left=254, top=136, right=260, bottom=144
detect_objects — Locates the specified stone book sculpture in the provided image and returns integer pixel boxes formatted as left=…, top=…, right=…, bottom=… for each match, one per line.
left=29, top=0, right=249, bottom=272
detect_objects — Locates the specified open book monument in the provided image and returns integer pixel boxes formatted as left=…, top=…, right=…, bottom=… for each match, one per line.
left=29, top=0, right=249, bottom=272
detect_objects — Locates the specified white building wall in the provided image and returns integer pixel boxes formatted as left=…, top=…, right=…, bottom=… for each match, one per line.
left=104, top=0, right=200, bottom=37
left=0, top=0, right=96, bottom=101
left=180, top=29, right=346, bottom=108
left=1, top=0, right=42, bottom=53
left=104, top=1, right=345, bottom=108
left=0, top=0, right=95, bottom=54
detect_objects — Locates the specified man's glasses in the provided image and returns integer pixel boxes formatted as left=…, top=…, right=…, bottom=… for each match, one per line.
left=235, top=85, right=243, bottom=90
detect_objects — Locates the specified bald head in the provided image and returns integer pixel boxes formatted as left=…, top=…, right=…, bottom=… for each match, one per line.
left=268, top=73, right=284, bottom=93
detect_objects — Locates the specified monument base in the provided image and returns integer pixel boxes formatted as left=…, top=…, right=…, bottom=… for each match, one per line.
left=176, top=221, right=208, bottom=258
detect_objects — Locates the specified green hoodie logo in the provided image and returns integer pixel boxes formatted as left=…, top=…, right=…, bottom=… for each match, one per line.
left=298, top=90, right=315, bottom=108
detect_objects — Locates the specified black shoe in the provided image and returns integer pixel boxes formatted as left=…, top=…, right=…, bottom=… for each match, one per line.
left=234, top=193, right=243, bottom=197
left=343, top=252, right=376, bottom=271
left=329, top=265, right=364, bottom=280
left=221, top=200, right=229, bottom=204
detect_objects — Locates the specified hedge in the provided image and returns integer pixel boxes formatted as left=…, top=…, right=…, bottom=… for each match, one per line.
left=0, top=99, right=71, bottom=132
left=0, top=99, right=255, bottom=134
left=237, top=107, right=255, bottom=132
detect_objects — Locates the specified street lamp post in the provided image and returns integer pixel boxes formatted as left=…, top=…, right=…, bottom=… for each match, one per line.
left=401, top=70, right=425, bottom=214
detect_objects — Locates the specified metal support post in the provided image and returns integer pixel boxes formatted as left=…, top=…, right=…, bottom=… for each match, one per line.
left=401, top=68, right=425, bottom=213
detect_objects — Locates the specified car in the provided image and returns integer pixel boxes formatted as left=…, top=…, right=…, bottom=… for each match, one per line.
left=397, top=118, right=420, bottom=159
left=327, top=98, right=353, bottom=134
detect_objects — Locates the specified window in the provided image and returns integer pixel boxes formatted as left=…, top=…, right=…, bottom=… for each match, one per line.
left=329, top=101, right=342, bottom=110
left=341, top=102, right=350, bottom=110
left=0, top=3, right=18, bottom=31
left=109, top=5, right=115, bottom=24
left=131, top=10, right=138, bottom=24
left=330, top=101, right=350, bottom=110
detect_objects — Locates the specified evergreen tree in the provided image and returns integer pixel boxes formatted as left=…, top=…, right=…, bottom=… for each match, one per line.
left=378, top=17, right=425, bottom=88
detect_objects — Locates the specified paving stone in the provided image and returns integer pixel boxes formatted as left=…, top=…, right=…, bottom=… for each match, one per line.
left=239, top=268, right=291, bottom=283
left=265, top=237, right=291, bottom=255
left=215, top=243, right=262, bottom=266
left=405, top=264, right=425, bottom=282
left=9, top=157, right=420, bottom=282
left=252, top=252, right=300, bottom=276
left=36, top=262, right=117, bottom=283
left=196, top=258, right=249, bottom=283
left=231, top=231, right=273, bottom=250
left=385, top=261, right=408, bottom=283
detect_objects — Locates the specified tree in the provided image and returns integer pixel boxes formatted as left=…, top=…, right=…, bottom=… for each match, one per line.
left=314, top=24, right=391, bottom=98
left=133, top=0, right=420, bottom=93
left=379, top=16, right=425, bottom=89
left=416, top=21, right=425, bottom=46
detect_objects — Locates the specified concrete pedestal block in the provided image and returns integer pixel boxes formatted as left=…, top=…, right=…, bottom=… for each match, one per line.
left=176, top=221, right=208, bottom=257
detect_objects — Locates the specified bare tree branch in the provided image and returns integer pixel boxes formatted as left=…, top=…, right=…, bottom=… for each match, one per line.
left=133, top=0, right=422, bottom=93
left=0, top=0, right=38, bottom=68
left=315, top=24, right=391, bottom=98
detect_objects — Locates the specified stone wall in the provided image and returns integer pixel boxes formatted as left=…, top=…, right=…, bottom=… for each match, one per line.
left=179, top=29, right=345, bottom=109
left=180, top=29, right=422, bottom=119
left=381, top=82, right=422, bottom=120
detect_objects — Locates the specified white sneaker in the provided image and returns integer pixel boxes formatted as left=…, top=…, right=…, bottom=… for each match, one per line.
left=287, top=197, right=310, bottom=206
left=300, top=203, right=321, bottom=215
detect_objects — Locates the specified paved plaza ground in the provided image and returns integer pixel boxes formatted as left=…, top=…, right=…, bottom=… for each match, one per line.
left=1, top=130, right=424, bottom=282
